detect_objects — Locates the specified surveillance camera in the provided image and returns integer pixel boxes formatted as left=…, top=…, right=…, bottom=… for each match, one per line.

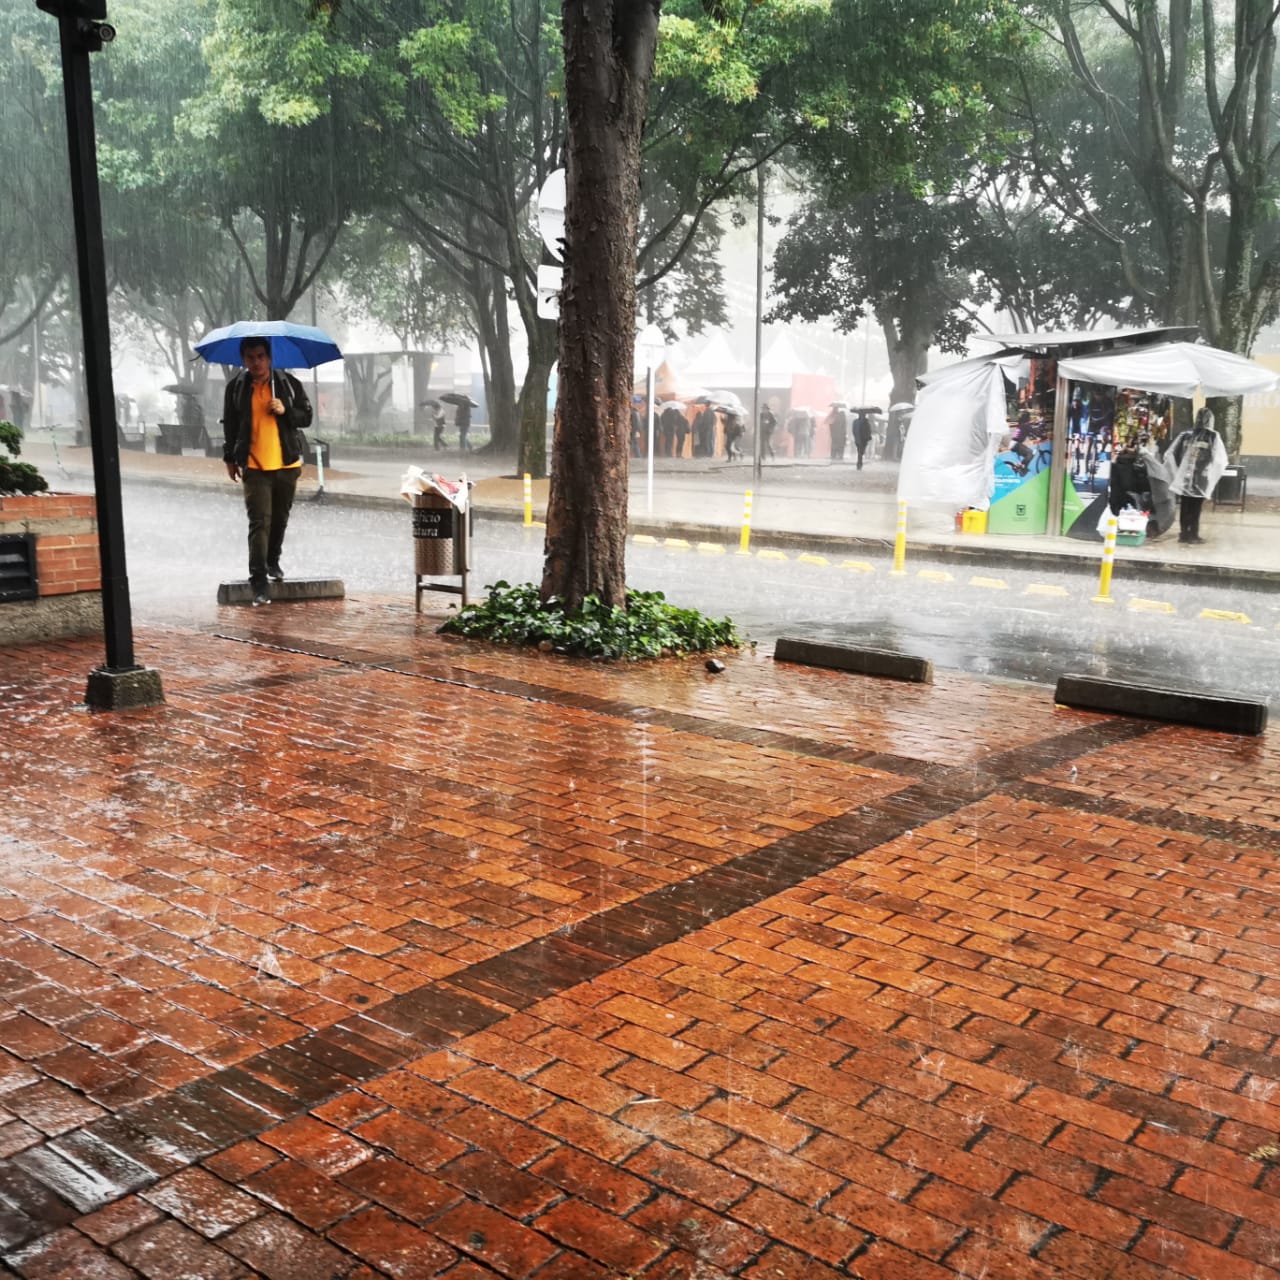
left=96, top=21, right=116, bottom=40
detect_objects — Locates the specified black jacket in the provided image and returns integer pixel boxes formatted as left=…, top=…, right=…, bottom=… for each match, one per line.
left=221, top=369, right=313, bottom=468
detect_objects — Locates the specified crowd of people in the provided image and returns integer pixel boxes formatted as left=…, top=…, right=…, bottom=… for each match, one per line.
left=630, top=396, right=899, bottom=465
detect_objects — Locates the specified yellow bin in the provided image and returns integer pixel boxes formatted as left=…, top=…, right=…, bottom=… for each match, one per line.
left=961, top=508, right=988, bottom=534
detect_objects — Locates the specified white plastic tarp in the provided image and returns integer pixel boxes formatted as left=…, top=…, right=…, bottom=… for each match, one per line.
left=1056, top=342, right=1279, bottom=398
left=897, top=359, right=1009, bottom=509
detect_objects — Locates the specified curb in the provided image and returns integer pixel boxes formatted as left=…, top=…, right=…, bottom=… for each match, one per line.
left=46, top=462, right=1280, bottom=591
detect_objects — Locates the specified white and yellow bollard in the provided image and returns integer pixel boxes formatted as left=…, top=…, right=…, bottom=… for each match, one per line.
left=738, top=489, right=754, bottom=554
left=522, top=473, right=533, bottom=527
left=1093, top=514, right=1118, bottom=603
left=891, top=499, right=908, bottom=575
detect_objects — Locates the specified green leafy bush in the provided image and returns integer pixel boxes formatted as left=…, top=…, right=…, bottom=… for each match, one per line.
left=441, top=581, right=739, bottom=660
left=0, top=422, right=48, bottom=497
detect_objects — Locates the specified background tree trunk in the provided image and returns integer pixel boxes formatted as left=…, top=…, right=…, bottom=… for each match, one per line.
left=518, top=318, right=556, bottom=477
left=878, top=308, right=930, bottom=407
left=475, top=265, right=518, bottom=452
left=541, top=0, right=660, bottom=610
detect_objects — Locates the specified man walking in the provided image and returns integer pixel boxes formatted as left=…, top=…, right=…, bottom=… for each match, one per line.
left=851, top=411, right=873, bottom=470
left=222, top=337, right=313, bottom=605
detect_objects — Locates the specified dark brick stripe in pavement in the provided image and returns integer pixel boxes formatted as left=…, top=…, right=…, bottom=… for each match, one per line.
left=0, top=681, right=1154, bottom=1257
left=1009, top=779, right=1280, bottom=851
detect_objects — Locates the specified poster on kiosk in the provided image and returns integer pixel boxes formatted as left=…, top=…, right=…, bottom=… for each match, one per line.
left=988, top=356, right=1057, bottom=535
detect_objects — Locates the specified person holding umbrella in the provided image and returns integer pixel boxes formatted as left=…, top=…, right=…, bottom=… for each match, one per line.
left=851, top=409, right=874, bottom=470
left=421, top=398, right=447, bottom=449
left=439, top=392, right=478, bottom=450
left=219, top=337, right=314, bottom=605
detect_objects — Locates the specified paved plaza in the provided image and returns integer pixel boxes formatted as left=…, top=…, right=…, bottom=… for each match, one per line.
left=1, top=599, right=1279, bottom=1277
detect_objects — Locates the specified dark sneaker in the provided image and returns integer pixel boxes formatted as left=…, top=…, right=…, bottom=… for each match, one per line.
left=267, top=563, right=284, bottom=581
left=251, top=590, right=271, bottom=606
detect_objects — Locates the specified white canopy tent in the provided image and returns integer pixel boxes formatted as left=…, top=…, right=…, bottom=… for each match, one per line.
left=1056, top=342, right=1279, bottom=399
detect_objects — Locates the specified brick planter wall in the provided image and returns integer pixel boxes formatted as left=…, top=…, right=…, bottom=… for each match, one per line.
left=0, top=492, right=103, bottom=645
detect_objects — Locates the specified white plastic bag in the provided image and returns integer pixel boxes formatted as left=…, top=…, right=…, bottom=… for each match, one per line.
left=399, top=466, right=469, bottom=512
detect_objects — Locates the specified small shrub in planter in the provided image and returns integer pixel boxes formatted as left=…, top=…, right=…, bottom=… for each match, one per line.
left=441, top=581, right=739, bottom=660
left=0, top=422, right=48, bottom=497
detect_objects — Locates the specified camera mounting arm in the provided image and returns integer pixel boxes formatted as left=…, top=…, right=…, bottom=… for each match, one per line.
left=35, top=0, right=115, bottom=51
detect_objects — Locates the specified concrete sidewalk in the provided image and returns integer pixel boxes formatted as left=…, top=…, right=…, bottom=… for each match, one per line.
left=2, top=601, right=1279, bottom=1278
left=22, top=437, right=1280, bottom=587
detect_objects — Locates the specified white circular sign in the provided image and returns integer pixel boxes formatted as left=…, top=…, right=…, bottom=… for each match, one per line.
left=537, top=168, right=566, bottom=262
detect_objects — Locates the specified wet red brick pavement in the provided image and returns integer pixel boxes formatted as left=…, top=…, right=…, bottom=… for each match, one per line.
left=1, top=597, right=1278, bottom=1278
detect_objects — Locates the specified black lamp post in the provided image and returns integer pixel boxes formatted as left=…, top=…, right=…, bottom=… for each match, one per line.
left=36, top=0, right=163, bottom=708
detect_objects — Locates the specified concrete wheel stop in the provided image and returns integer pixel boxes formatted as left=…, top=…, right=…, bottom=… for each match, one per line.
left=773, top=637, right=933, bottom=683
left=217, top=578, right=346, bottom=606
left=1054, top=673, right=1268, bottom=735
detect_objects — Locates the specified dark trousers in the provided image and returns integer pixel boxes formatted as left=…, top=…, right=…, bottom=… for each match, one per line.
left=1179, top=495, right=1203, bottom=540
left=242, top=466, right=299, bottom=587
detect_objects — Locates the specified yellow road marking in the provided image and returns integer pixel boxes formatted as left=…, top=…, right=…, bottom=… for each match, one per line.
left=841, top=560, right=876, bottom=573
left=969, top=576, right=1008, bottom=590
left=663, top=537, right=691, bottom=550
left=1200, top=608, right=1251, bottom=624
left=1128, top=598, right=1175, bottom=614
left=918, top=569, right=953, bottom=583
left=633, top=534, right=657, bottom=544
left=757, top=549, right=788, bottom=561
left=798, top=553, right=829, bottom=566
left=1024, top=584, right=1069, bottom=597
left=696, top=542, right=726, bottom=555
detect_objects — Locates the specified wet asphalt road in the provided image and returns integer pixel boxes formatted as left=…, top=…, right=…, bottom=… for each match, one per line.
left=119, top=479, right=1280, bottom=706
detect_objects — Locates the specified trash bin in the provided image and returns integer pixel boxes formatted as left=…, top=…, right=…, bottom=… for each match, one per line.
left=413, top=492, right=461, bottom=575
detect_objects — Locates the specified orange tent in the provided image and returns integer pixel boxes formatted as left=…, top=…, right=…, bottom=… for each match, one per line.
left=633, top=359, right=705, bottom=403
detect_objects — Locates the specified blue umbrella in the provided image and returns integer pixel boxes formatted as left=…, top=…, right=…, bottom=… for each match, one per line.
left=193, top=320, right=342, bottom=369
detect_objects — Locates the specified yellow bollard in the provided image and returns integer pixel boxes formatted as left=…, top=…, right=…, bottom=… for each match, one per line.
left=522, top=473, right=533, bottom=527
left=891, top=499, right=908, bottom=575
left=738, top=489, right=754, bottom=554
left=1093, top=514, right=1117, bottom=603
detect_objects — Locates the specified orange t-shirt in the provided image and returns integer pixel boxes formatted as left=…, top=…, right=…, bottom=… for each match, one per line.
left=247, top=380, right=301, bottom=471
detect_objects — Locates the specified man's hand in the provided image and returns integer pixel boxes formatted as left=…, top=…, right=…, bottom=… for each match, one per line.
left=268, top=397, right=285, bottom=416
left=225, top=461, right=241, bottom=482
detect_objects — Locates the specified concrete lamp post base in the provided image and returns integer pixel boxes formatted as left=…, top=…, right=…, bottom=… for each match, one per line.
left=85, top=665, right=164, bottom=710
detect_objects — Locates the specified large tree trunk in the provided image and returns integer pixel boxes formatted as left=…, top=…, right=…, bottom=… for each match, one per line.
left=541, top=0, right=660, bottom=610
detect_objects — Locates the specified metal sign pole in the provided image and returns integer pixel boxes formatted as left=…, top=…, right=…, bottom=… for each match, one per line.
left=646, top=365, right=655, bottom=514
left=751, top=155, right=766, bottom=486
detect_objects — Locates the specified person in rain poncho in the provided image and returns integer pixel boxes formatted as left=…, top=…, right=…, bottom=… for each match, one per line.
left=1166, top=406, right=1228, bottom=544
